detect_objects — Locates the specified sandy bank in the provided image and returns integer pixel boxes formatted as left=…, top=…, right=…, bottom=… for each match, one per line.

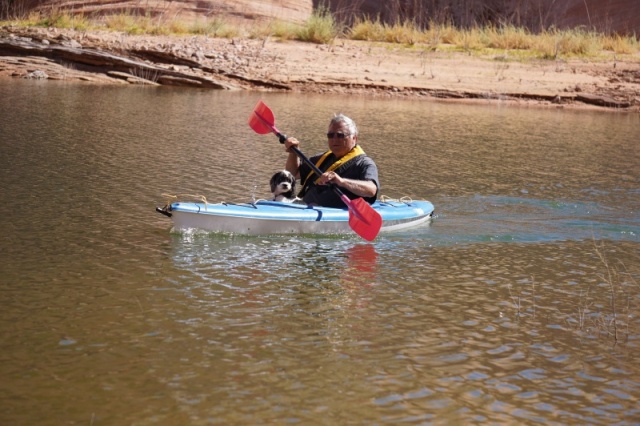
left=1, top=26, right=639, bottom=112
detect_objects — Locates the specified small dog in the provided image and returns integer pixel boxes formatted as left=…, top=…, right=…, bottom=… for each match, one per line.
left=269, top=170, right=298, bottom=202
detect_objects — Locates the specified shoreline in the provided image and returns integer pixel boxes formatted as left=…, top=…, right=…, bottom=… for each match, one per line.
left=1, top=26, right=639, bottom=112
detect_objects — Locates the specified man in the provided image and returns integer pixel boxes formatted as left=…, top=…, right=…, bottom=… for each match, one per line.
left=284, top=114, right=379, bottom=208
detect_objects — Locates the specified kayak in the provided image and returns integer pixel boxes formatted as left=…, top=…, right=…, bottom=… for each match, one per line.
left=156, top=199, right=434, bottom=236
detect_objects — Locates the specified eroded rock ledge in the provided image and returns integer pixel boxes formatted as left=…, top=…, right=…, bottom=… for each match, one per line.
left=0, top=27, right=291, bottom=90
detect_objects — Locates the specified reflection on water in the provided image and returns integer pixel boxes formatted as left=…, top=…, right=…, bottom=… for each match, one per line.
left=0, top=80, right=638, bottom=425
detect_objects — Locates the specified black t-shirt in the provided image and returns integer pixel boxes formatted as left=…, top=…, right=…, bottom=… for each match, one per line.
left=299, top=152, right=379, bottom=208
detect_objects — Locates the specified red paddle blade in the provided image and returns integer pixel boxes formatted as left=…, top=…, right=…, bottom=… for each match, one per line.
left=248, top=100, right=276, bottom=135
left=346, top=198, right=383, bottom=241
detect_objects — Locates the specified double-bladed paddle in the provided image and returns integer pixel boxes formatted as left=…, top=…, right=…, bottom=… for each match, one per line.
left=248, top=100, right=382, bottom=241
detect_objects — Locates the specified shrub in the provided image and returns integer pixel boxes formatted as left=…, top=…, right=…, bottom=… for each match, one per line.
left=295, top=5, right=338, bottom=44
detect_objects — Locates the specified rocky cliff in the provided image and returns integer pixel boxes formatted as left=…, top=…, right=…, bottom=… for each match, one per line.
left=327, top=0, right=639, bottom=35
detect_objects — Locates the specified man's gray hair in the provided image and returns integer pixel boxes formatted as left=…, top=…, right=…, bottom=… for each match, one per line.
left=330, top=114, right=358, bottom=136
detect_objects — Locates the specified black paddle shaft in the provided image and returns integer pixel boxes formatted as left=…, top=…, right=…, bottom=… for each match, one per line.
left=277, top=132, right=347, bottom=198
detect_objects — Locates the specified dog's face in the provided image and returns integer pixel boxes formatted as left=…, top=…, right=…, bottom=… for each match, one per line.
left=270, top=170, right=296, bottom=199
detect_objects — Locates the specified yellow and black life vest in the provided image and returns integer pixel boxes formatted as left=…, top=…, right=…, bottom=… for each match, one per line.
left=299, top=145, right=366, bottom=197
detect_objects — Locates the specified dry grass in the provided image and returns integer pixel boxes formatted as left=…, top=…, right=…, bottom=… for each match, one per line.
left=2, top=7, right=638, bottom=57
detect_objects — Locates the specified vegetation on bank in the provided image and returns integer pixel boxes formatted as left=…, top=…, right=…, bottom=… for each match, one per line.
left=2, top=5, right=639, bottom=59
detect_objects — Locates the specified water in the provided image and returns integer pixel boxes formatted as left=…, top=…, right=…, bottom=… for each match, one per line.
left=1, top=79, right=639, bottom=425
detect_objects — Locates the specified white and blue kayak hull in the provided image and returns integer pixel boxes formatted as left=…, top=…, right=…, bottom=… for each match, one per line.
left=158, top=200, right=434, bottom=236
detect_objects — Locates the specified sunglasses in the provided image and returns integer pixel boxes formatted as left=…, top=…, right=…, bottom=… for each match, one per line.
left=326, top=132, right=351, bottom=139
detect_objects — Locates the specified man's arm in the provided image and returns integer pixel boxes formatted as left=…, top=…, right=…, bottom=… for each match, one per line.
left=285, top=151, right=301, bottom=179
left=319, top=172, right=378, bottom=198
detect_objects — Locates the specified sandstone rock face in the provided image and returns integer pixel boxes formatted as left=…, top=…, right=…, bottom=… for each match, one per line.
left=329, top=0, right=638, bottom=35
left=560, top=0, right=640, bottom=34
left=22, top=0, right=314, bottom=24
